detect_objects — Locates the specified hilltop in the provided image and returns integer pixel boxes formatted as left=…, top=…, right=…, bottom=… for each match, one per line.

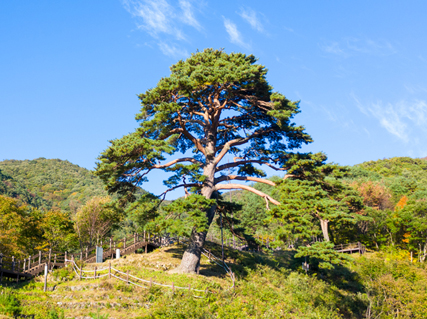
left=0, top=158, right=107, bottom=212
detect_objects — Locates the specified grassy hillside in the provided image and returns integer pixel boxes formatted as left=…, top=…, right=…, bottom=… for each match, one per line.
left=2, top=243, right=427, bottom=318
left=0, top=158, right=108, bottom=212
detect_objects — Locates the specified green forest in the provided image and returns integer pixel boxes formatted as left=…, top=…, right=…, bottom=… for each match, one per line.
left=2, top=50, right=427, bottom=318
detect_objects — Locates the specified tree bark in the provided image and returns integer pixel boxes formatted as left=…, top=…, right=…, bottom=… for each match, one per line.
left=320, top=219, right=330, bottom=242
left=172, top=157, right=217, bottom=274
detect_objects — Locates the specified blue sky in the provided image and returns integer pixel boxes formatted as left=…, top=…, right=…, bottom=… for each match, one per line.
left=1, top=1, right=427, bottom=198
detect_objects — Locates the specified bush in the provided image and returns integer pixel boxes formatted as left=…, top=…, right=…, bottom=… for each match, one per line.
left=0, top=288, right=22, bottom=316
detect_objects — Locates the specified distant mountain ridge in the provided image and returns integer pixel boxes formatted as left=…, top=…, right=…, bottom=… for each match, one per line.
left=0, top=158, right=108, bottom=211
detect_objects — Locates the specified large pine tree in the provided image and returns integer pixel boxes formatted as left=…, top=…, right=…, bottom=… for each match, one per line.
left=95, top=49, right=312, bottom=273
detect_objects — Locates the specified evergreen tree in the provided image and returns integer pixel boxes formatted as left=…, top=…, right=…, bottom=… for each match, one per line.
left=95, top=49, right=312, bottom=273
left=269, top=154, right=366, bottom=268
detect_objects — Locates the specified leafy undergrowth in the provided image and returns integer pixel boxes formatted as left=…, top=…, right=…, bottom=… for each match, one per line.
left=1, top=243, right=427, bottom=318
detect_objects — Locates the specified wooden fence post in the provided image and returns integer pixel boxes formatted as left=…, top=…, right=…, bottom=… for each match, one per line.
left=39, top=251, right=42, bottom=265
left=0, top=254, right=3, bottom=283
left=80, top=262, right=82, bottom=280
left=64, top=252, right=67, bottom=266
left=127, top=270, right=129, bottom=284
left=28, top=255, right=31, bottom=269
left=12, top=256, right=15, bottom=272
left=85, top=247, right=88, bottom=259
left=44, top=263, right=48, bottom=292
left=134, top=233, right=136, bottom=244
left=48, top=249, right=52, bottom=269
left=94, top=266, right=97, bottom=279
left=172, top=282, right=175, bottom=294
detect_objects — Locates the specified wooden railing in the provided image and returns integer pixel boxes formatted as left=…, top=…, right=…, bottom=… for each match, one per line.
left=0, top=231, right=159, bottom=282
left=334, top=242, right=366, bottom=254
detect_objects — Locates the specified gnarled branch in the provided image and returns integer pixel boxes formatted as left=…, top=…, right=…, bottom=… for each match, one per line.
left=214, top=183, right=280, bottom=206
left=214, top=175, right=276, bottom=186
left=151, top=157, right=202, bottom=169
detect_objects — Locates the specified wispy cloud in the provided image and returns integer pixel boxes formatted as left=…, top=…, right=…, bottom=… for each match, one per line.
left=238, top=7, right=264, bottom=33
left=223, top=17, right=250, bottom=48
left=122, top=0, right=202, bottom=57
left=320, top=37, right=396, bottom=57
left=179, top=0, right=202, bottom=31
left=321, top=42, right=345, bottom=55
left=352, top=93, right=427, bottom=142
left=158, top=42, right=189, bottom=58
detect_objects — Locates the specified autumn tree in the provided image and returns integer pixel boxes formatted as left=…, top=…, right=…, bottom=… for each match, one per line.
left=0, top=195, right=42, bottom=258
left=40, top=210, right=78, bottom=251
left=74, top=196, right=120, bottom=248
left=95, top=49, right=312, bottom=273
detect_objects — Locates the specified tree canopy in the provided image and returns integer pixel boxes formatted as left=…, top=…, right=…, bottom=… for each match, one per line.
left=95, top=48, right=312, bottom=273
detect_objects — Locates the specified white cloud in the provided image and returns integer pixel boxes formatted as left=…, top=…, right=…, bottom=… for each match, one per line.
left=179, top=0, right=202, bottom=31
left=321, top=42, right=345, bottom=55
left=352, top=93, right=427, bottom=142
left=346, top=38, right=396, bottom=55
left=158, top=42, right=189, bottom=58
left=238, top=7, right=264, bottom=33
left=122, top=0, right=202, bottom=56
left=321, top=37, right=396, bottom=57
left=223, top=17, right=250, bottom=48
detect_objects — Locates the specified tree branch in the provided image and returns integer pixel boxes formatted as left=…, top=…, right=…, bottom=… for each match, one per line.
left=158, top=183, right=203, bottom=201
left=215, top=175, right=276, bottom=186
left=214, top=128, right=275, bottom=164
left=151, top=157, right=202, bottom=169
left=177, top=110, right=206, bottom=155
left=214, top=183, right=280, bottom=206
left=216, top=160, right=289, bottom=172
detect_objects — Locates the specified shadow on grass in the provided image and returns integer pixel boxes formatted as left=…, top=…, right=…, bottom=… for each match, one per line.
left=163, top=241, right=367, bottom=293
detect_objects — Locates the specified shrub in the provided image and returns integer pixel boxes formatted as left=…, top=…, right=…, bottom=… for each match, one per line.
left=0, top=288, right=22, bottom=316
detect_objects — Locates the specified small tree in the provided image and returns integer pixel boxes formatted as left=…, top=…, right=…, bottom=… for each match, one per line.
left=95, top=49, right=312, bottom=273
left=40, top=210, right=77, bottom=251
left=74, top=197, right=120, bottom=248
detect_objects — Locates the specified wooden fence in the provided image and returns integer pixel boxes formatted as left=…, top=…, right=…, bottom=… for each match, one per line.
left=0, top=231, right=158, bottom=282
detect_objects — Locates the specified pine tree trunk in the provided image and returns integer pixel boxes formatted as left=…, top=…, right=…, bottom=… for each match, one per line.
left=172, top=158, right=217, bottom=274
left=320, top=219, right=330, bottom=242
left=173, top=229, right=207, bottom=274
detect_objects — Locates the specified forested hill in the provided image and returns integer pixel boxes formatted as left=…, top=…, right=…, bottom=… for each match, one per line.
left=0, top=168, right=48, bottom=209
left=349, top=156, right=427, bottom=203
left=0, top=158, right=108, bottom=211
